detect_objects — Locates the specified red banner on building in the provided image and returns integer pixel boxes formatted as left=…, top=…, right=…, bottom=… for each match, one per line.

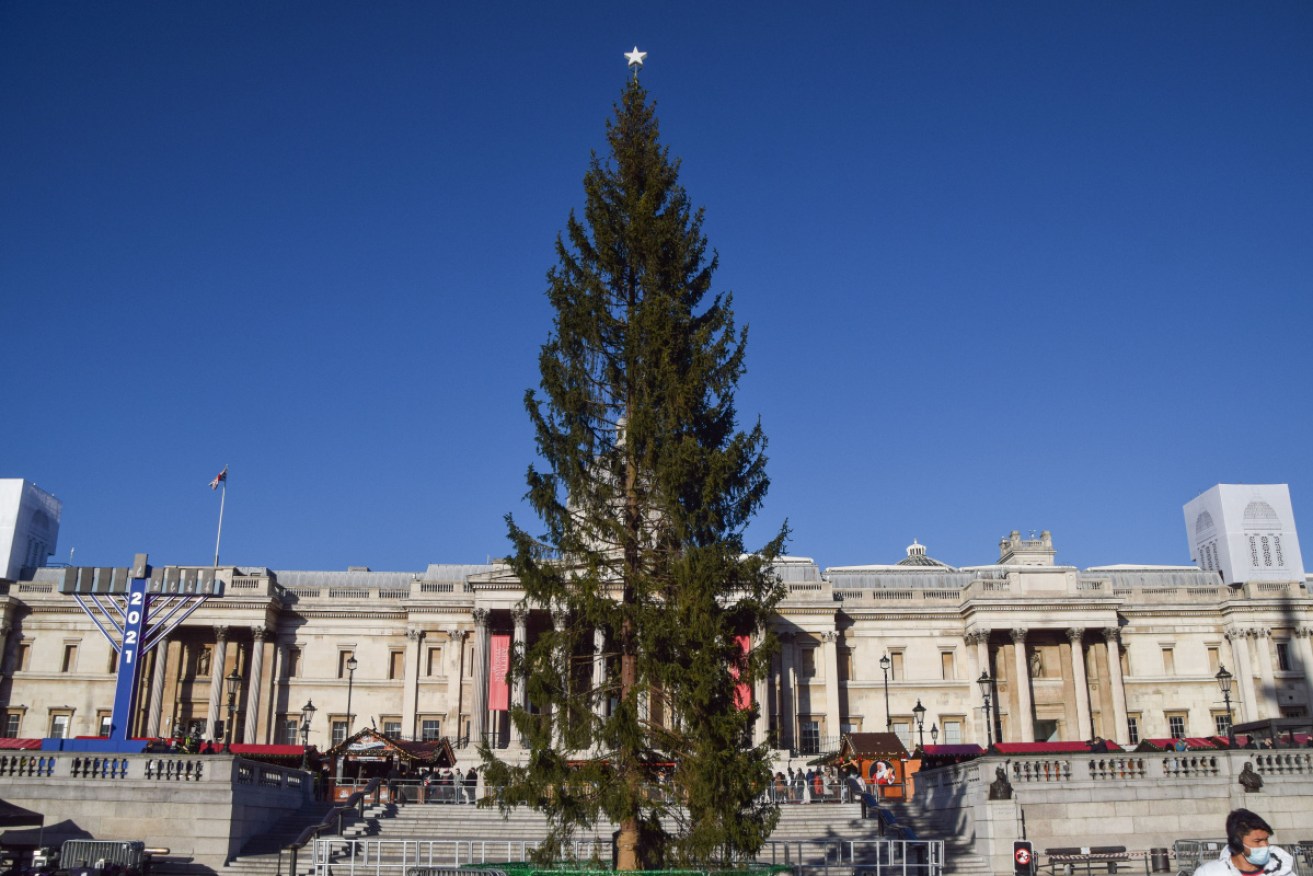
left=731, top=634, right=752, bottom=710
left=489, top=634, right=511, bottom=711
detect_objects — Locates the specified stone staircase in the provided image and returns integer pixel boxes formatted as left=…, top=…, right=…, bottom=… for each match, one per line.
left=221, top=799, right=988, bottom=876
left=217, top=801, right=339, bottom=876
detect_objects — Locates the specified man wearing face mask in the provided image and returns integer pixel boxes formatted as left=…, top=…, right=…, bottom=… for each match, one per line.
left=1194, top=809, right=1294, bottom=876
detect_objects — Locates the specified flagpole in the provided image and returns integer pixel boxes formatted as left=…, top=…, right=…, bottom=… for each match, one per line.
left=214, top=477, right=226, bottom=567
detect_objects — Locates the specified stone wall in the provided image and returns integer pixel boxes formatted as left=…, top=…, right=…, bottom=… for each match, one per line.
left=0, top=752, right=311, bottom=869
left=911, top=750, right=1313, bottom=875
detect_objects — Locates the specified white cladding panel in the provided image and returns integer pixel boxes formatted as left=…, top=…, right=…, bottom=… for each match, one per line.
left=0, top=479, right=62, bottom=580
left=1184, top=483, right=1304, bottom=584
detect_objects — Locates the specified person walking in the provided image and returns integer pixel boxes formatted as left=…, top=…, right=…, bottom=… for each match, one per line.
left=1193, top=809, right=1294, bottom=876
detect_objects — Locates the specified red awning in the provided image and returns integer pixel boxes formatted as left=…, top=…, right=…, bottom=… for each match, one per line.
left=0, top=738, right=42, bottom=750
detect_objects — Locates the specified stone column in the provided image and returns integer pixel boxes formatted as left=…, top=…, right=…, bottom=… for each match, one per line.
left=821, top=631, right=840, bottom=745
left=146, top=637, right=169, bottom=738
left=1253, top=629, right=1276, bottom=718
left=1295, top=628, right=1313, bottom=712
left=754, top=630, right=769, bottom=746
left=975, top=629, right=990, bottom=679
left=244, top=628, right=267, bottom=743
left=446, top=628, right=465, bottom=742
left=403, top=628, right=423, bottom=736
left=778, top=632, right=796, bottom=748
left=1228, top=628, right=1259, bottom=722
left=271, top=642, right=291, bottom=743
left=965, top=629, right=990, bottom=743
left=1067, top=628, right=1091, bottom=740
left=471, top=609, right=491, bottom=746
left=1102, top=628, right=1129, bottom=744
left=552, top=608, right=568, bottom=747
left=0, top=623, right=11, bottom=675
left=511, top=609, right=528, bottom=711
left=206, top=627, right=229, bottom=740
left=1011, top=628, right=1034, bottom=743
left=592, top=626, right=607, bottom=721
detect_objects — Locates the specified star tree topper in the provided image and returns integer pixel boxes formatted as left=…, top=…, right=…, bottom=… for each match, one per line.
left=625, top=45, right=647, bottom=78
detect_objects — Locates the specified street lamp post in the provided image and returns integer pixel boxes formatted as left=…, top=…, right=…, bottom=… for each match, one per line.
left=1215, top=665, right=1236, bottom=749
left=224, top=669, right=242, bottom=753
left=880, top=654, right=892, bottom=732
left=913, top=699, right=927, bottom=749
left=345, top=655, right=359, bottom=736
left=299, top=700, right=317, bottom=770
left=977, top=671, right=994, bottom=747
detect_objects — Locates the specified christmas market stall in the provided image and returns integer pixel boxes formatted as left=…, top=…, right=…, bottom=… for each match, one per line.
left=837, top=732, right=909, bottom=799
left=325, top=728, right=456, bottom=803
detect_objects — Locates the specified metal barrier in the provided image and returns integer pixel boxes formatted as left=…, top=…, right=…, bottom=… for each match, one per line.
left=60, top=840, right=149, bottom=874
left=312, top=839, right=611, bottom=876
left=1171, top=840, right=1226, bottom=876
left=313, top=839, right=945, bottom=876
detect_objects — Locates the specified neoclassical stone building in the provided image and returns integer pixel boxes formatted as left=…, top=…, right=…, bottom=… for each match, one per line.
left=2, top=499, right=1310, bottom=756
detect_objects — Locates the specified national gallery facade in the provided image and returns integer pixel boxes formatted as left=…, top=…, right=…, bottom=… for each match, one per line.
left=1, top=485, right=1309, bottom=756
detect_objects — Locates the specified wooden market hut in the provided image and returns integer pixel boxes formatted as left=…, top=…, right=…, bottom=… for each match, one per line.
left=837, top=732, right=909, bottom=799
left=325, top=728, right=456, bottom=801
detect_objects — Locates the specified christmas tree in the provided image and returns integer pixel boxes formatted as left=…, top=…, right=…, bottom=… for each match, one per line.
left=482, top=60, right=786, bottom=870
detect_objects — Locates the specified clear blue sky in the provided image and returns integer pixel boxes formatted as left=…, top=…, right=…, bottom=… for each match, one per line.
left=4, top=2, right=1310, bottom=573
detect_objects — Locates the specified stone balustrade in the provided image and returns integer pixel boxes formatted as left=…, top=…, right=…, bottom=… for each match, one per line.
left=910, top=750, right=1313, bottom=876
left=1, top=752, right=311, bottom=869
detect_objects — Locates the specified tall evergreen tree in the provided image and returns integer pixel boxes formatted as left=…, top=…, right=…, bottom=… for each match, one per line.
left=481, top=77, right=786, bottom=870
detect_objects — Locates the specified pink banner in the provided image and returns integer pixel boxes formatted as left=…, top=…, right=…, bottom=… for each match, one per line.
left=731, top=634, right=752, bottom=710
left=489, top=634, right=511, bottom=711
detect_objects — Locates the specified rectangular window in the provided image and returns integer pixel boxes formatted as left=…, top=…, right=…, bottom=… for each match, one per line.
left=891, top=720, right=911, bottom=749
left=1161, top=647, right=1175, bottom=675
left=283, top=718, right=300, bottom=744
left=890, top=651, right=904, bottom=680
left=1167, top=713, right=1187, bottom=739
left=331, top=720, right=348, bottom=745
left=338, top=651, right=355, bottom=679
left=287, top=648, right=302, bottom=678
left=107, top=648, right=119, bottom=674
left=800, top=648, right=817, bottom=678
left=1280, top=705, right=1308, bottom=719
left=799, top=719, right=820, bottom=754
left=1127, top=715, right=1141, bottom=745
left=97, top=712, right=111, bottom=737
left=383, top=720, right=402, bottom=738
left=427, top=647, right=443, bottom=676
left=388, top=650, right=405, bottom=680
left=940, top=651, right=956, bottom=681
left=1214, top=712, right=1232, bottom=737
left=49, top=714, right=70, bottom=739
left=3, top=713, right=21, bottom=737
left=62, top=644, right=79, bottom=673
left=1276, top=642, right=1292, bottom=672
left=1207, top=646, right=1220, bottom=674
left=421, top=719, right=441, bottom=741
left=840, top=720, right=861, bottom=735
left=838, top=648, right=853, bottom=681
left=15, top=642, right=31, bottom=673
left=944, top=719, right=963, bottom=745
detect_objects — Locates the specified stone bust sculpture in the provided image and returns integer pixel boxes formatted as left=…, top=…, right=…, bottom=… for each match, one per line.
left=1238, top=761, right=1263, bottom=792
left=988, top=765, right=1013, bottom=800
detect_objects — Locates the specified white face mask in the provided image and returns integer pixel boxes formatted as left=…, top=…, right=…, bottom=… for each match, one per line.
left=1244, top=845, right=1271, bottom=868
